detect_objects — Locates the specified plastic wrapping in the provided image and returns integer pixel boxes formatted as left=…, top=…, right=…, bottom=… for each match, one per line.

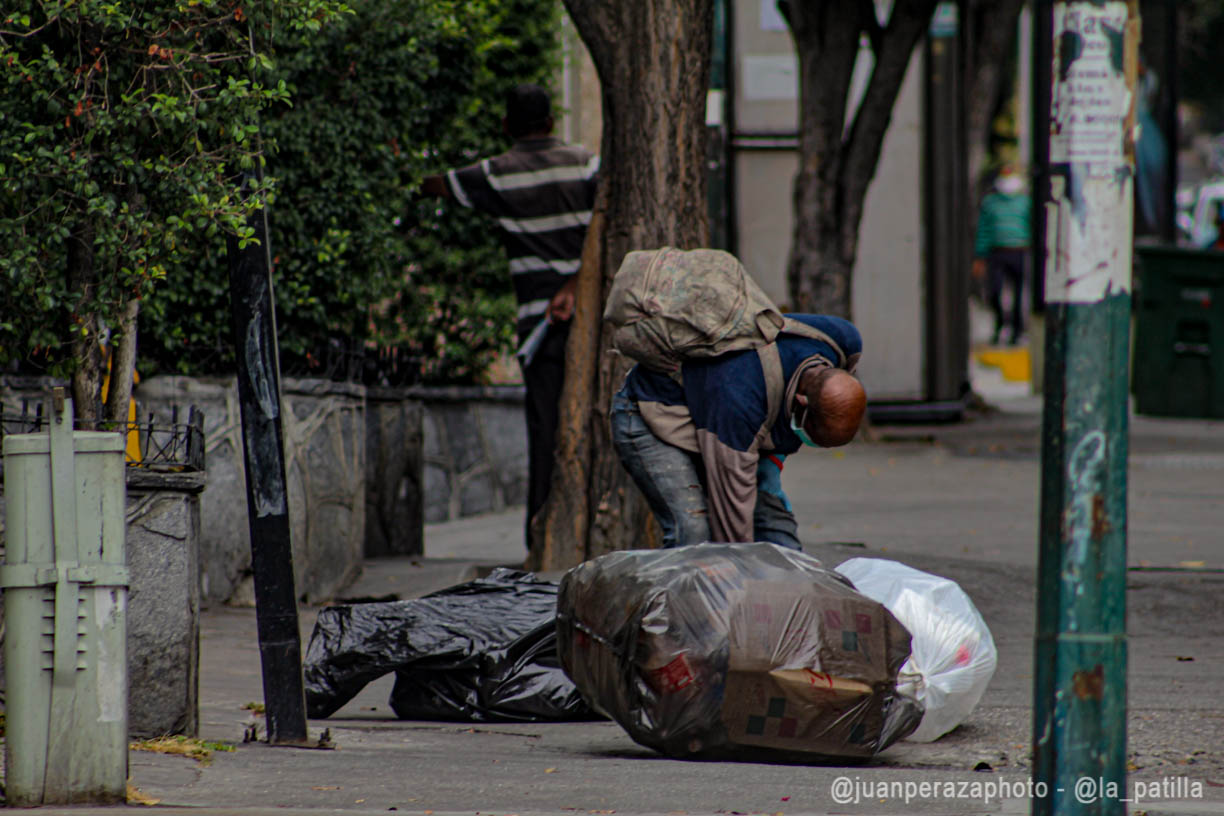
left=556, top=543, right=922, bottom=760
left=835, top=558, right=998, bottom=743
left=304, top=568, right=596, bottom=722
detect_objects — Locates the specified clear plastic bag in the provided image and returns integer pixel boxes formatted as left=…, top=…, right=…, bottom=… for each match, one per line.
left=557, top=543, right=923, bottom=760
left=835, top=558, right=997, bottom=742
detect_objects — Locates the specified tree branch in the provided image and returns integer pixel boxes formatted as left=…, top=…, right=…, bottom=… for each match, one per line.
left=841, top=0, right=938, bottom=216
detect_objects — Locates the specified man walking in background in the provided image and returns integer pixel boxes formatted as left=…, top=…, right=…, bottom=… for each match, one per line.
left=972, top=164, right=1032, bottom=346
left=421, top=83, right=599, bottom=551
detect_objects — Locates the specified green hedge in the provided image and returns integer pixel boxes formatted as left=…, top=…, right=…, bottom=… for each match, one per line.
left=139, top=0, right=561, bottom=385
left=0, top=1, right=347, bottom=378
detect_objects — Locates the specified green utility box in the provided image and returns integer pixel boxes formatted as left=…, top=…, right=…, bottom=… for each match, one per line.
left=1133, top=245, right=1224, bottom=419
left=1, top=393, right=129, bottom=806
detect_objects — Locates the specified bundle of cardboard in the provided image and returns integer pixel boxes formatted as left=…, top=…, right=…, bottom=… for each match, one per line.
left=556, top=543, right=922, bottom=760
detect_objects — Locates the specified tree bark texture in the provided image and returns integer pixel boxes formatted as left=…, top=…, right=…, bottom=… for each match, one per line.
left=784, top=0, right=940, bottom=317
left=104, top=298, right=141, bottom=426
left=67, top=221, right=105, bottom=427
left=528, top=0, right=714, bottom=571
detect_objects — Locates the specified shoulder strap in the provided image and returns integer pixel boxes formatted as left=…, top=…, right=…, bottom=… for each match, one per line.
left=753, top=344, right=785, bottom=452
left=779, top=317, right=847, bottom=369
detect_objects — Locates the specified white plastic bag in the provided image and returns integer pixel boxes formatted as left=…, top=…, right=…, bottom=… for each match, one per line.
left=835, top=558, right=997, bottom=742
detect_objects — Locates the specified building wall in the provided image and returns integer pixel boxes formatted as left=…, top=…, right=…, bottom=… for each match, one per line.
left=851, top=50, right=926, bottom=400
left=558, top=14, right=602, bottom=155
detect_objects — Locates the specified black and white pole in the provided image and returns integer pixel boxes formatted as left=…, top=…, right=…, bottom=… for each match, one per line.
left=227, top=174, right=310, bottom=745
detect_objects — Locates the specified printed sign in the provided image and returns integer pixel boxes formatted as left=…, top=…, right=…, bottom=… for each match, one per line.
left=1049, top=2, right=1131, bottom=167
left=1044, top=1, right=1136, bottom=304
left=649, top=654, right=696, bottom=694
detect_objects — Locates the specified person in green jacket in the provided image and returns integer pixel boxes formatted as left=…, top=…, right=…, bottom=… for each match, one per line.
left=972, top=164, right=1032, bottom=346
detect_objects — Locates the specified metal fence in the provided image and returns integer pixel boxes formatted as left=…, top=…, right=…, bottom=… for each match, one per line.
left=0, top=402, right=204, bottom=472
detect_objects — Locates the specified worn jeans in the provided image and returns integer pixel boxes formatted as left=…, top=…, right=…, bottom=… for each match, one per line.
left=610, top=393, right=800, bottom=550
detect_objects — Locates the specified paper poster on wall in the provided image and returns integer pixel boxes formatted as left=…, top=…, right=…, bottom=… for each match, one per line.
left=1049, top=2, right=1131, bottom=168
left=1044, top=1, right=1135, bottom=304
left=742, top=55, right=798, bottom=101
left=1044, top=174, right=1134, bottom=303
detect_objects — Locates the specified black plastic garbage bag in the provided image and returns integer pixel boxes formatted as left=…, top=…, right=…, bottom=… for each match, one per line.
left=304, top=568, right=597, bottom=722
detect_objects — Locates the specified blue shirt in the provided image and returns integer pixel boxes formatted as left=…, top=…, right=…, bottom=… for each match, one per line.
left=620, top=314, right=862, bottom=542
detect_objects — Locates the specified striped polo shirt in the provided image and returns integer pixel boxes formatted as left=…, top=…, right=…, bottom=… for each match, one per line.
left=446, top=137, right=599, bottom=340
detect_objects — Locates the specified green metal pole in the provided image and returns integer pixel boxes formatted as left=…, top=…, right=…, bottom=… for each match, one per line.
left=1032, top=3, right=1137, bottom=815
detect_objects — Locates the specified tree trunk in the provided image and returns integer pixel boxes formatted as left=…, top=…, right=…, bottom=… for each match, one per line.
left=963, top=0, right=1026, bottom=232
left=104, top=297, right=141, bottom=426
left=528, top=0, right=714, bottom=571
left=784, top=0, right=939, bottom=317
left=67, top=221, right=105, bottom=428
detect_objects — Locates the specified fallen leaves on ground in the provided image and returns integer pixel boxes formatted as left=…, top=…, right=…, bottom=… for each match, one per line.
left=129, top=736, right=236, bottom=765
left=126, top=783, right=160, bottom=806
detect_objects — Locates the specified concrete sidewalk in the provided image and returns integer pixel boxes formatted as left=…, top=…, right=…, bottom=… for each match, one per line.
left=10, top=388, right=1224, bottom=816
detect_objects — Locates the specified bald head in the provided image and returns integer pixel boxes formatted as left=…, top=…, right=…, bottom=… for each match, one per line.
left=793, top=367, right=867, bottom=447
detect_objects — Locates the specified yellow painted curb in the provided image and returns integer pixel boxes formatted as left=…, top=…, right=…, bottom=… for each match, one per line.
left=975, top=346, right=1032, bottom=382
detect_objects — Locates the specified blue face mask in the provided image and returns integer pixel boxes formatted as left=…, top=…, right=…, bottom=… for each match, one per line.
left=790, top=403, right=819, bottom=447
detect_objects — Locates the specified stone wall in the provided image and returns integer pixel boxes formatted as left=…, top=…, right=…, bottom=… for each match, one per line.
left=136, top=376, right=367, bottom=606
left=417, top=385, right=528, bottom=524
left=134, top=378, right=528, bottom=604
left=125, top=469, right=203, bottom=737
left=365, top=391, right=424, bottom=558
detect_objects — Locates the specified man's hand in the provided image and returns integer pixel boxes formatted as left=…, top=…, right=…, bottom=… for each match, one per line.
left=548, top=277, right=577, bottom=322
left=972, top=258, right=987, bottom=280
left=420, top=174, right=450, bottom=199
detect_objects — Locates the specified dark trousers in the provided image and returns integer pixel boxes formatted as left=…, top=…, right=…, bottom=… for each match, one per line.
left=987, top=248, right=1028, bottom=344
left=522, top=320, right=570, bottom=551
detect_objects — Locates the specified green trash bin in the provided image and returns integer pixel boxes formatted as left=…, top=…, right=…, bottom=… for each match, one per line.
left=1133, top=245, right=1224, bottom=418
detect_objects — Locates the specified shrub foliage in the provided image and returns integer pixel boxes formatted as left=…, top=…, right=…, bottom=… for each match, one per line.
left=138, top=0, right=561, bottom=384
left=2, top=0, right=561, bottom=386
left=0, top=1, right=347, bottom=378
